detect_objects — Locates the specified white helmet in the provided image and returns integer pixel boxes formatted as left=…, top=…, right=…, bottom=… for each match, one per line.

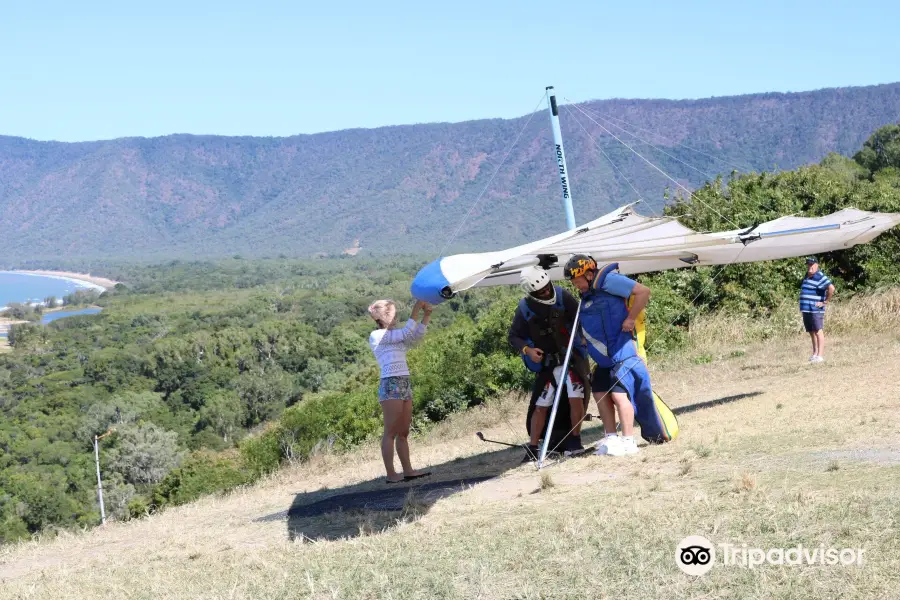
left=519, top=266, right=556, bottom=305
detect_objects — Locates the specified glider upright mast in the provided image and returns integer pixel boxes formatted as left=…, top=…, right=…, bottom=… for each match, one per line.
left=547, top=86, right=576, bottom=231
left=538, top=87, right=582, bottom=469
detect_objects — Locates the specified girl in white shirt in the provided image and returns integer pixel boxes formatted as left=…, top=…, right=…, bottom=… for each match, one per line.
left=368, top=298, right=433, bottom=483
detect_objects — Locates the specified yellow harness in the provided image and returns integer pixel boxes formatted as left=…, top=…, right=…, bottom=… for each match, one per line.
left=623, top=299, right=679, bottom=441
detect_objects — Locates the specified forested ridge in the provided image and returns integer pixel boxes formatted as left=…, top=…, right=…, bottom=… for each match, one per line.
left=2, top=83, right=900, bottom=261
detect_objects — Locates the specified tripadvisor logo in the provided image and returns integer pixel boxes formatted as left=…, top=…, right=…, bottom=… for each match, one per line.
left=676, top=536, right=715, bottom=576
left=676, top=536, right=866, bottom=575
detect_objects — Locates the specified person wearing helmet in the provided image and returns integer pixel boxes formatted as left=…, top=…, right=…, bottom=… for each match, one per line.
left=563, top=254, right=655, bottom=456
left=508, top=266, right=591, bottom=459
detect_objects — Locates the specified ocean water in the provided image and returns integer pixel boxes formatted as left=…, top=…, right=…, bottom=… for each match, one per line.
left=0, top=308, right=103, bottom=340
left=0, top=308, right=103, bottom=341
left=41, top=308, right=103, bottom=323
left=0, top=272, right=100, bottom=308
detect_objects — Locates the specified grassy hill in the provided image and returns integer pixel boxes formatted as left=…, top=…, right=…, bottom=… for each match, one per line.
left=2, top=82, right=900, bottom=261
left=1, top=318, right=898, bottom=599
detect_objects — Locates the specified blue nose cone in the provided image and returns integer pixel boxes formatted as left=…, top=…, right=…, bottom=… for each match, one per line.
left=410, top=258, right=453, bottom=305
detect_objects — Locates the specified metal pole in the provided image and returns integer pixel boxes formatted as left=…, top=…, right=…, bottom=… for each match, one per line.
left=546, top=86, right=576, bottom=231
left=537, top=86, right=580, bottom=466
left=538, top=299, right=582, bottom=468
left=94, top=434, right=106, bottom=525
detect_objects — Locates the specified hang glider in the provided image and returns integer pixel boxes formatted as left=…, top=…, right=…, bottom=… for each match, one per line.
left=410, top=87, right=900, bottom=469
left=411, top=203, right=900, bottom=305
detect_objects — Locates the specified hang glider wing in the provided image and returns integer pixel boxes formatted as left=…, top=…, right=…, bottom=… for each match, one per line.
left=410, top=205, right=900, bottom=304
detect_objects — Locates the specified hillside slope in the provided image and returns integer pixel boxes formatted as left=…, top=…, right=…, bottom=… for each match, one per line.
left=2, top=331, right=898, bottom=599
left=2, top=83, right=900, bottom=261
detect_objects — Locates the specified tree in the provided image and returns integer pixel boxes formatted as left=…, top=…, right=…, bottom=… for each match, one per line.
left=78, top=391, right=168, bottom=445
left=108, top=423, right=184, bottom=486
left=820, top=153, right=869, bottom=181
left=0, top=471, right=79, bottom=535
left=236, top=368, right=296, bottom=427
left=4, top=303, right=38, bottom=321
left=854, top=123, right=900, bottom=174
left=63, top=289, right=101, bottom=306
left=198, top=391, right=243, bottom=442
left=8, top=323, right=49, bottom=350
left=83, top=348, right=147, bottom=391
left=101, top=474, right=137, bottom=521
left=298, top=357, right=334, bottom=393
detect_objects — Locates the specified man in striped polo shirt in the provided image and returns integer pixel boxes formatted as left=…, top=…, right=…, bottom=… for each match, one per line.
left=800, top=256, right=835, bottom=363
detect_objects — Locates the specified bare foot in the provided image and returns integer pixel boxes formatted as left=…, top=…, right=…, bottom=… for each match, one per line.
left=386, top=474, right=405, bottom=483
left=403, top=470, right=431, bottom=479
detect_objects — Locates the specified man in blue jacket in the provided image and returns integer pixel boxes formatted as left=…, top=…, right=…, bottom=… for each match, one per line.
left=563, top=254, right=661, bottom=456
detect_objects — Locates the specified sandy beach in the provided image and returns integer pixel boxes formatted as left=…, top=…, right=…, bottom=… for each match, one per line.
left=8, top=270, right=118, bottom=291
left=0, top=316, right=27, bottom=352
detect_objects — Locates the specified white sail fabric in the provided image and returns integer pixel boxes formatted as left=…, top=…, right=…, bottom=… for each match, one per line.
left=410, top=204, right=900, bottom=303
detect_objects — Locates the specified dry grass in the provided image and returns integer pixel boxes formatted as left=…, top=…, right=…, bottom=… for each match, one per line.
left=1, top=330, right=899, bottom=599
left=663, top=288, right=900, bottom=368
left=539, top=472, right=555, bottom=491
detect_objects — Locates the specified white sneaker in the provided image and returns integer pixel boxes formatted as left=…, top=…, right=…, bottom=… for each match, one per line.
left=813, top=356, right=825, bottom=363
left=594, top=436, right=621, bottom=456
left=607, top=436, right=640, bottom=456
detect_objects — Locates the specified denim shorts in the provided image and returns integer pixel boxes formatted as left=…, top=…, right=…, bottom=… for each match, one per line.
left=378, top=376, right=413, bottom=402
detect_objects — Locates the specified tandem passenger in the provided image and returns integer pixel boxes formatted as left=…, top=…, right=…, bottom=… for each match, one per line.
left=563, top=255, right=673, bottom=456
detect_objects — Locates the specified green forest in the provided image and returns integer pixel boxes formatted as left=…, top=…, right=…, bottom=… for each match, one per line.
left=1, top=126, right=898, bottom=543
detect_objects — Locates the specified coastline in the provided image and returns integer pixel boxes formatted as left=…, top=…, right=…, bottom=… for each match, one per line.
left=2, top=270, right=118, bottom=292
left=0, top=317, right=28, bottom=352
left=1, top=306, right=104, bottom=350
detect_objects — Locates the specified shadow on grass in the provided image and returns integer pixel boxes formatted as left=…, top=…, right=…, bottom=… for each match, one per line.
left=672, top=391, right=764, bottom=415
left=254, top=441, right=533, bottom=542
left=254, top=391, right=763, bottom=541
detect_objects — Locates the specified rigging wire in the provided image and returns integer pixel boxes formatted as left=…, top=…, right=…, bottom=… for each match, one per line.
left=564, top=99, right=742, bottom=230
left=561, top=104, right=658, bottom=217
left=576, top=104, right=722, bottom=181
left=432, top=92, right=550, bottom=449
left=581, top=109, right=758, bottom=174
left=437, top=92, right=547, bottom=258
left=426, top=92, right=763, bottom=462
left=537, top=100, right=760, bottom=460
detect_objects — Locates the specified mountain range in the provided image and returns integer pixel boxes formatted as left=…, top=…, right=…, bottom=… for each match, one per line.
left=2, top=82, right=900, bottom=261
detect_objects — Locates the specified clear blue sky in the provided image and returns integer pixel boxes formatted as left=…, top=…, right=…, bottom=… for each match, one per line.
left=2, top=0, right=898, bottom=142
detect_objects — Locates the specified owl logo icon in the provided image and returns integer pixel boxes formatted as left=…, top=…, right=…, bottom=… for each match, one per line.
left=676, top=536, right=716, bottom=576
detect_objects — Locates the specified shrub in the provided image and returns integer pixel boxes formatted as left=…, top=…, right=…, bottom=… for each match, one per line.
left=152, top=453, right=252, bottom=507
left=239, top=431, right=282, bottom=476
